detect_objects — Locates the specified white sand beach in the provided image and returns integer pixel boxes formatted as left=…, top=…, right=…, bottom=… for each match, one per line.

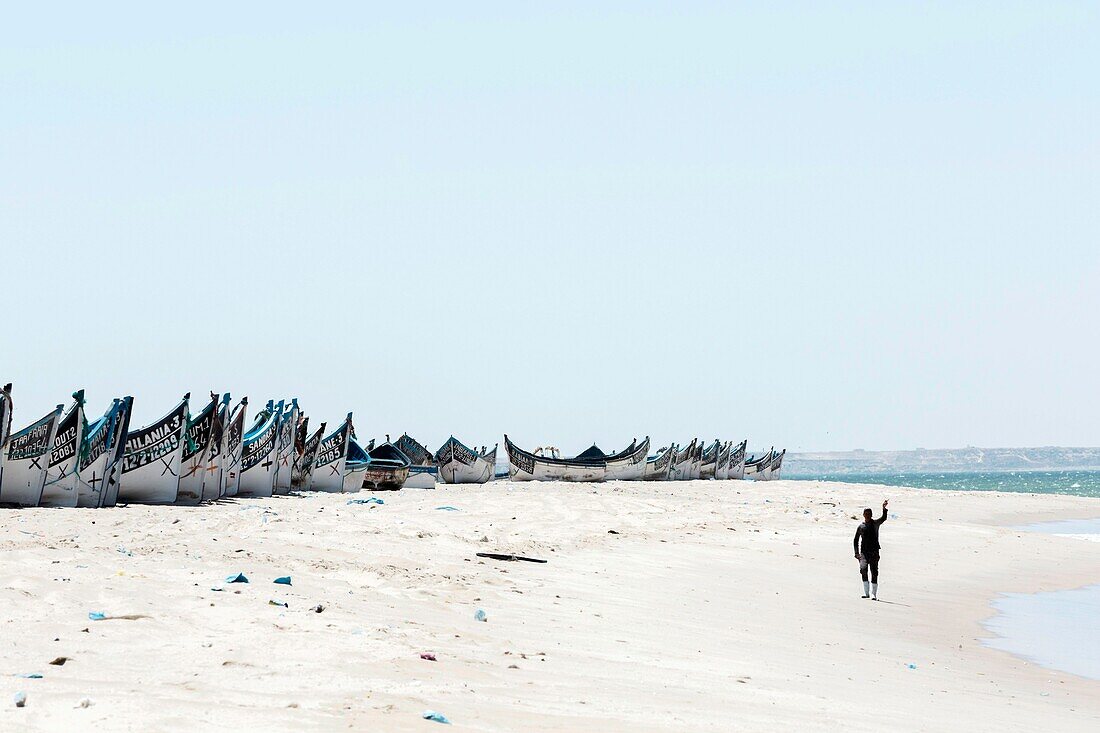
left=2, top=480, right=1099, bottom=732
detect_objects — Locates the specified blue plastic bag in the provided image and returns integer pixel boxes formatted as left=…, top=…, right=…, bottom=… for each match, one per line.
left=422, top=710, right=451, bottom=724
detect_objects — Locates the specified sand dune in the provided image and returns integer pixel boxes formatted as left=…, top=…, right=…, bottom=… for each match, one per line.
left=2, top=480, right=1098, bottom=731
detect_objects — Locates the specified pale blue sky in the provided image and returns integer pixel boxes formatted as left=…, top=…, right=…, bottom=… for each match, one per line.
left=2, top=2, right=1097, bottom=453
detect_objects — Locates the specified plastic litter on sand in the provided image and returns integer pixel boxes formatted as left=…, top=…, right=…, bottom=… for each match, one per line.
left=422, top=710, right=451, bottom=724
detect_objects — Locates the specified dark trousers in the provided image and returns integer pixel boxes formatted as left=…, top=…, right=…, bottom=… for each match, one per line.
left=860, top=553, right=880, bottom=584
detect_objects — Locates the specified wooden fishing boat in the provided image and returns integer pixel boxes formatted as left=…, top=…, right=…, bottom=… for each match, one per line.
left=763, top=449, right=786, bottom=480
left=395, top=433, right=436, bottom=488
left=435, top=436, right=496, bottom=484
left=221, top=397, right=248, bottom=497
left=689, top=440, right=704, bottom=479
left=743, top=447, right=774, bottom=481
left=603, top=437, right=650, bottom=481
left=272, top=399, right=299, bottom=496
left=200, top=393, right=232, bottom=502
left=41, top=390, right=87, bottom=507
left=714, top=441, right=731, bottom=480
left=119, top=394, right=189, bottom=504
left=310, top=413, right=359, bottom=492
left=177, top=393, right=220, bottom=505
left=293, top=420, right=325, bottom=489
left=504, top=434, right=608, bottom=482
left=357, top=436, right=410, bottom=490
left=642, top=444, right=675, bottom=480
left=236, top=400, right=283, bottom=498
left=728, top=439, right=747, bottom=480
left=699, top=439, right=721, bottom=480
left=0, top=401, right=64, bottom=506
left=80, top=396, right=132, bottom=507
left=669, top=439, right=696, bottom=480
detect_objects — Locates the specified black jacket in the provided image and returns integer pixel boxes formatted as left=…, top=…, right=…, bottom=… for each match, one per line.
left=854, top=508, right=888, bottom=556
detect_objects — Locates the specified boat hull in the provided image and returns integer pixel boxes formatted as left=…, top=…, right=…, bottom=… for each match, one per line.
left=0, top=407, right=63, bottom=507
left=119, top=397, right=188, bottom=504
left=435, top=438, right=494, bottom=484
left=403, top=465, right=437, bottom=489
left=363, top=465, right=410, bottom=490
left=604, top=437, right=650, bottom=481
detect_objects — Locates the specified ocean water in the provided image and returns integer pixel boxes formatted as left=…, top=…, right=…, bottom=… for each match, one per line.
left=981, top=518, right=1100, bottom=681
left=783, top=470, right=1100, bottom=499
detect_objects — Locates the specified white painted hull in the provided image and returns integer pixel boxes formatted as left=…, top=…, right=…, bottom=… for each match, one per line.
left=41, top=397, right=85, bottom=508
left=177, top=451, right=207, bottom=504
left=97, top=398, right=132, bottom=508
left=119, top=397, right=188, bottom=504
left=237, top=452, right=277, bottom=497
left=0, top=406, right=63, bottom=507
left=714, top=450, right=730, bottom=480
left=343, top=461, right=368, bottom=492
left=604, top=438, right=650, bottom=481
left=272, top=401, right=298, bottom=496
left=77, top=446, right=109, bottom=508
left=642, top=447, right=674, bottom=480
left=402, top=465, right=437, bottom=489
left=311, top=457, right=347, bottom=492
left=119, top=447, right=184, bottom=503
left=435, top=438, right=495, bottom=484
left=438, top=458, right=493, bottom=484
left=311, top=414, right=353, bottom=492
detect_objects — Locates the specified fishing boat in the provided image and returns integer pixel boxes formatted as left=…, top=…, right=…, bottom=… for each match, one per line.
left=744, top=447, right=774, bottom=481
left=289, top=415, right=309, bottom=487
left=714, top=441, right=731, bottom=480
left=642, top=444, right=675, bottom=480
left=395, top=433, right=437, bottom=488
left=200, top=393, right=232, bottom=502
left=699, top=439, right=721, bottom=480
left=766, top=449, right=786, bottom=480
left=359, top=436, right=411, bottom=490
left=434, top=437, right=496, bottom=484
left=98, top=397, right=134, bottom=508
left=504, top=435, right=607, bottom=482
left=177, top=393, right=220, bottom=505
left=236, top=400, right=283, bottom=498
left=41, top=391, right=87, bottom=507
left=603, top=437, right=650, bottom=481
left=311, top=413, right=357, bottom=492
left=221, top=397, right=248, bottom=497
left=272, top=399, right=299, bottom=496
left=728, top=439, right=747, bottom=479
left=0, top=402, right=64, bottom=506
left=669, top=439, right=696, bottom=480
left=119, top=394, right=190, bottom=504
left=689, top=440, right=704, bottom=479
left=79, top=397, right=132, bottom=508
left=293, top=421, right=325, bottom=489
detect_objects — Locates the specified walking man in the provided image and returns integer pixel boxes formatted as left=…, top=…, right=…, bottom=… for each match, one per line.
left=854, top=499, right=888, bottom=599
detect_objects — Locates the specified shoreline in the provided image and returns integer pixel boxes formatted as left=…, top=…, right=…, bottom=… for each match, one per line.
left=2, top=480, right=1098, bottom=731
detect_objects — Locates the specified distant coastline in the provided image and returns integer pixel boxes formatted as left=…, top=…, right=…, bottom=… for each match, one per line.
left=786, top=446, right=1100, bottom=475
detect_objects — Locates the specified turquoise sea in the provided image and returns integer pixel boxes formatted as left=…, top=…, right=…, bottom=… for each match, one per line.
left=783, top=470, right=1100, bottom=499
